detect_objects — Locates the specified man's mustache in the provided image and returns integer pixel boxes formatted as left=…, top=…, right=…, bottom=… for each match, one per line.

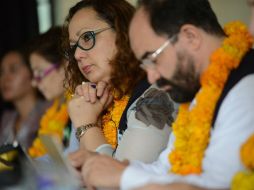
left=156, top=77, right=186, bottom=93
left=156, top=77, right=200, bottom=103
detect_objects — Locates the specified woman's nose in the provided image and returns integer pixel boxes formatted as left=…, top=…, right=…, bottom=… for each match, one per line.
left=74, top=46, right=88, bottom=61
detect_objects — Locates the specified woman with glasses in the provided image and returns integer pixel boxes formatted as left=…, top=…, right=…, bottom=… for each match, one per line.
left=27, top=27, right=72, bottom=158
left=0, top=49, right=49, bottom=151
left=64, top=0, right=176, bottom=170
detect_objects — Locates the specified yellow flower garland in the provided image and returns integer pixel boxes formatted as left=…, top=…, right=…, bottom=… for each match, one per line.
left=28, top=97, right=69, bottom=158
left=231, top=134, right=254, bottom=190
left=102, top=95, right=130, bottom=148
left=169, top=21, right=253, bottom=175
left=241, top=134, right=254, bottom=170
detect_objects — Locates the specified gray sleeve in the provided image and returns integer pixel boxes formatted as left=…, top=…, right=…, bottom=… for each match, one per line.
left=115, top=86, right=176, bottom=163
left=63, top=125, right=79, bottom=155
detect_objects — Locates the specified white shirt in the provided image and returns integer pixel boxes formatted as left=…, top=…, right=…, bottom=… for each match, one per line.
left=120, top=74, right=254, bottom=190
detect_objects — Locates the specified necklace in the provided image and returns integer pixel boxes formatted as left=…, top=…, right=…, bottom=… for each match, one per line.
left=169, top=21, right=253, bottom=175
left=28, top=97, right=69, bottom=158
left=102, top=95, right=129, bottom=148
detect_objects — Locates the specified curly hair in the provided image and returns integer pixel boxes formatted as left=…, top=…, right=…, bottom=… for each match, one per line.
left=62, top=0, right=145, bottom=97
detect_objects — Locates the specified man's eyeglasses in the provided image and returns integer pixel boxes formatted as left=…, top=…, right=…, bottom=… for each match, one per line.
left=33, top=64, right=59, bottom=83
left=140, top=36, right=176, bottom=70
left=65, top=27, right=112, bottom=60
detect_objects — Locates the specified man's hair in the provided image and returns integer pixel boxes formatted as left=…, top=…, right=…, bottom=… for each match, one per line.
left=138, top=0, right=225, bottom=38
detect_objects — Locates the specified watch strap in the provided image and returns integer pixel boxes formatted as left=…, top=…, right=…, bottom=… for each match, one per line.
left=75, top=123, right=98, bottom=141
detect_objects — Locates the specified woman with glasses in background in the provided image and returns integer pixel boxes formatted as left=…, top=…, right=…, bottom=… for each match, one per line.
left=27, top=27, right=72, bottom=158
left=0, top=49, right=49, bottom=151
left=63, top=0, right=176, bottom=176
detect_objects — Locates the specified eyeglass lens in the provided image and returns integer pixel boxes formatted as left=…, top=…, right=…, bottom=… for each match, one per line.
left=78, top=31, right=95, bottom=50
left=33, top=64, right=58, bottom=82
left=66, top=27, right=112, bottom=60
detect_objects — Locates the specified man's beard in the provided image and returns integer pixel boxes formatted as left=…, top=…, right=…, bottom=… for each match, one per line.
left=156, top=51, right=200, bottom=103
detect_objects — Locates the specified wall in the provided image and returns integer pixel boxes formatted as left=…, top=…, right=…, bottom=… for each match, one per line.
left=53, top=0, right=80, bottom=26
left=209, top=0, right=250, bottom=26
left=53, top=0, right=137, bottom=26
left=53, top=0, right=251, bottom=27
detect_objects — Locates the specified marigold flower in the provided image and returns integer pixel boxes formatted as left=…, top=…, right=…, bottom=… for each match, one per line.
left=169, top=21, right=253, bottom=175
left=28, top=96, right=70, bottom=158
left=102, top=95, right=129, bottom=148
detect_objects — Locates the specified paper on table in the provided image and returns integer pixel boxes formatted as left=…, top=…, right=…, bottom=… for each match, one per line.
left=39, top=134, right=80, bottom=188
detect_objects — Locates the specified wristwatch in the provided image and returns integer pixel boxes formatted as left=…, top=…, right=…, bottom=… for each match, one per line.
left=75, top=123, right=98, bottom=141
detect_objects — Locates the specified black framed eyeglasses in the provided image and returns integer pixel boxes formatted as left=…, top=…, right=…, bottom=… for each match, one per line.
left=65, top=27, right=112, bottom=60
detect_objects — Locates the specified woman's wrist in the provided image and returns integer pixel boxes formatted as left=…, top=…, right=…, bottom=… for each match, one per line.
left=76, top=123, right=99, bottom=141
left=73, top=117, right=98, bottom=129
left=79, top=126, right=107, bottom=151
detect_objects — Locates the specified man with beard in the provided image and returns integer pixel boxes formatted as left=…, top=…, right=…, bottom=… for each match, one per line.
left=79, top=0, right=254, bottom=190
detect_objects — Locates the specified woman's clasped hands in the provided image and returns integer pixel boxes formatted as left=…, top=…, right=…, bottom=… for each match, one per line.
left=68, top=81, right=114, bottom=127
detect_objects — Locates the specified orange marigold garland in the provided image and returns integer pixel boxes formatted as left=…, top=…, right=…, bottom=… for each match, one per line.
left=169, top=21, right=253, bottom=175
left=231, top=134, right=254, bottom=190
left=240, top=134, right=254, bottom=170
left=102, top=95, right=129, bottom=148
left=28, top=97, right=69, bottom=158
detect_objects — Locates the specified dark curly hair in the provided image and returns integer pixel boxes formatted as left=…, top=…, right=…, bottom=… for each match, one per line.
left=28, top=26, right=64, bottom=66
left=62, top=0, right=145, bottom=97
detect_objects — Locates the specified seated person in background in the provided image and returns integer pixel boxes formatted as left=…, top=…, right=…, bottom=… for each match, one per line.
left=63, top=0, right=176, bottom=171
left=78, top=0, right=254, bottom=190
left=0, top=49, right=49, bottom=151
left=0, top=94, right=11, bottom=122
left=28, top=27, right=72, bottom=158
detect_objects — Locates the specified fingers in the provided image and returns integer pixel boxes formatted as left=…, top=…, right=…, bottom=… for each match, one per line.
left=96, top=81, right=108, bottom=98
left=74, top=82, right=96, bottom=103
left=67, top=150, right=87, bottom=186
left=81, top=156, right=93, bottom=188
left=81, top=155, right=125, bottom=189
left=99, top=86, right=113, bottom=109
left=68, top=150, right=85, bottom=169
left=73, top=81, right=111, bottom=104
left=80, top=82, right=90, bottom=102
left=104, top=90, right=114, bottom=109
left=87, top=83, right=97, bottom=103
left=75, top=84, right=84, bottom=97
left=68, top=149, right=98, bottom=170
left=85, top=81, right=109, bottom=103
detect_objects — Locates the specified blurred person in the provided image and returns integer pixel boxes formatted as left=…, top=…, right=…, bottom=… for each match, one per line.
left=28, top=27, right=72, bottom=158
left=63, top=0, right=176, bottom=176
left=0, top=95, right=10, bottom=120
left=0, top=49, right=49, bottom=151
left=78, top=0, right=254, bottom=189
